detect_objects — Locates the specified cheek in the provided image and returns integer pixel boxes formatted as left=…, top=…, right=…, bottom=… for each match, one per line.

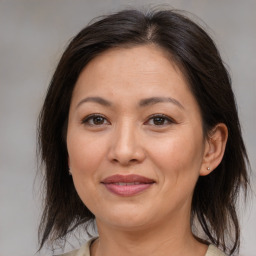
left=67, top=136, right=108, bottom=213
left=147, top=133, right=204, bottom=211
left=67, top=131, right=108, bottom=211
left=67, top=131, right=107, bottom=175
left=148, top=130, right=204, bottom=185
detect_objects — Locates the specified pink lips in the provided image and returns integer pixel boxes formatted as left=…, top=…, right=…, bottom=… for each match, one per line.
left=101, top=174, right=155, bottom=196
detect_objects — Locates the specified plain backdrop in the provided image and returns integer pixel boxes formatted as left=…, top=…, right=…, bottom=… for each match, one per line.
left=0, top=1, right=255, bottom=255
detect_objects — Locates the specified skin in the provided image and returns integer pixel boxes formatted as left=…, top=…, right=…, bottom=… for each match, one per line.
left=67, top=45, right=228, bottom=256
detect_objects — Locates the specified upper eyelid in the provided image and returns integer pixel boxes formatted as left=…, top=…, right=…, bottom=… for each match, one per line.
left=148, top=114, right=171, bottom=119
left=81, top=113, right=176, bottom=124
left=82, top=114, right=110, bottom=123
left=146, top=114, right=176, bottom=122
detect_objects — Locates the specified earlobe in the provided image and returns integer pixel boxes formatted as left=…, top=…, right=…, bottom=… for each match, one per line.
left=68, top=156, right=71, bottom=173
left=200, top=123, right=228, bottom=176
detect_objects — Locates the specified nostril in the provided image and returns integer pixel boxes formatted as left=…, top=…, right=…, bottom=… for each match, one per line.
left=111, top=157, right=139, bottom=165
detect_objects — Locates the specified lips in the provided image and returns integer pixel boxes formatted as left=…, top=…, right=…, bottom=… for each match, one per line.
left=101, top=174, right=155, bottom=196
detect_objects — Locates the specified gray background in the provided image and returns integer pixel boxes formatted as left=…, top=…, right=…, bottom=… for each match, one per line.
left=0, top=0, right=255, bottom=255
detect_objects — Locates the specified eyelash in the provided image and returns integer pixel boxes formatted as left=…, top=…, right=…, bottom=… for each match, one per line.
left=81, top=114, right=176, bottom=127
left=145, top=114, right=176, bottom=126
left=81, top=114, right=110, bottom=126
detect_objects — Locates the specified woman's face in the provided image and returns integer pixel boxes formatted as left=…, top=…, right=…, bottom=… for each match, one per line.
left=67, top=45, right=208, bottom=231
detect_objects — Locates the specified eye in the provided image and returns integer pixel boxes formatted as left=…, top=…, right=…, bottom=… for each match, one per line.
left=82, top=114, right=110, bottom=126
left=145, top=114, right=175, bottom=126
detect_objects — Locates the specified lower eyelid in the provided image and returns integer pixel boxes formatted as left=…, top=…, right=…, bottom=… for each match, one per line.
left=81, top=114, right=109, bottom=125
left=81, top=114, right=176, bottom=126
left=148, top=120, right=171, bottom=126
left=146, top=115, right=176, bottom=124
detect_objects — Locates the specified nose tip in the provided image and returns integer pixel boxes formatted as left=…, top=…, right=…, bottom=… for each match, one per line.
left=107, top=126, right=146, bottom=166
left=111, top=150, right=145, bottom=166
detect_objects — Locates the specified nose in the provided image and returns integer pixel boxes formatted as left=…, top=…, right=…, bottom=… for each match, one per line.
left=107, top=122, right=146, bottom=166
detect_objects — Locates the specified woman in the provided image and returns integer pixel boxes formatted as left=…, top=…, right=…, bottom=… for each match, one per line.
left=38, top=8, right=249, bottom=256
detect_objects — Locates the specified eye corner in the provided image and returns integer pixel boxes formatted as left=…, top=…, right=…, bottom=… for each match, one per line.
left=144, top=114, right=177, bottom=126
left=81, top=113, right=111, bottom=126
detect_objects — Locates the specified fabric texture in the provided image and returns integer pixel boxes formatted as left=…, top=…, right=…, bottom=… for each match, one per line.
left=205, top=244, right=226, bottom=256
left=56, top=238, right=226, bottom=256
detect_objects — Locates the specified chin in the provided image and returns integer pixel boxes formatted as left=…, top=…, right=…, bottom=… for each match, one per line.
left=101, top=218, right=152, bottom=232
left=96, top=206, right=153, bottom=229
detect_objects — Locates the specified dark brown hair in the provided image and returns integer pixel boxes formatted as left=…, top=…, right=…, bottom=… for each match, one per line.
left=38, top=8, right=249, bottom=254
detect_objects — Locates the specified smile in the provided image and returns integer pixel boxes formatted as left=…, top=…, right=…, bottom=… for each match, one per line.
left=101, top=174, right=155, bottom=196
left=113, top=182, right=142, bottom=185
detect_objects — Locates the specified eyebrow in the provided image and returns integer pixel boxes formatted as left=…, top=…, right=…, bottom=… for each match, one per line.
left=76, top=97, right=112, bottom=109
left=139, top=97, right=184, bottom=109
left=76, top=96, right=184, bottom=109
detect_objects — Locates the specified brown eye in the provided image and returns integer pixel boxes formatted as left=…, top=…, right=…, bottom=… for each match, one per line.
left=152, top=116, right=166, bottom=125
left=82, top=114, right=110, bottom=126
left=92, top=116, right=105, bottom=125
left=145, top=114, right=175, bottom=126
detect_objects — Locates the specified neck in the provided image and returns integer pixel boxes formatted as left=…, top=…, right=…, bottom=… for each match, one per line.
left=91, top=216, right=207, bottom=256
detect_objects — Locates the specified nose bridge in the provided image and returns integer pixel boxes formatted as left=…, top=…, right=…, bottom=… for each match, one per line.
left=109, top=118, right=144, bottom=164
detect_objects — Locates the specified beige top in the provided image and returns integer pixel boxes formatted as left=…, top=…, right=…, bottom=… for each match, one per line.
left=58, top=238, right=226, bottom=256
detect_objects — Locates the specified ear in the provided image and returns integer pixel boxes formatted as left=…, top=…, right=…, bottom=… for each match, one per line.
left=200, top=123, right=228, bottom=176
left=67, top=156, right=72, bottom=175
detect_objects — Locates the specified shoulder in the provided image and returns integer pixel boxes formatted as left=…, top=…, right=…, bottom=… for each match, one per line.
left=55, top=238, right=96, bottom=256
left=55, top=239, right=225, bottom=256
left=205, top=244, right=226, bottom=256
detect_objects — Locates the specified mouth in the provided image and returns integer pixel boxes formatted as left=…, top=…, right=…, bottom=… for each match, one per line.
left=101, top=174, right=155, bottom=196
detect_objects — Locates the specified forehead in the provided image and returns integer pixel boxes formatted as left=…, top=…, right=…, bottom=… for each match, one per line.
left=69, top=44, right=203, bottom=127
left=73, top=45, right=191, bottom=99
left=85, top=44, right=176, bottom=74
